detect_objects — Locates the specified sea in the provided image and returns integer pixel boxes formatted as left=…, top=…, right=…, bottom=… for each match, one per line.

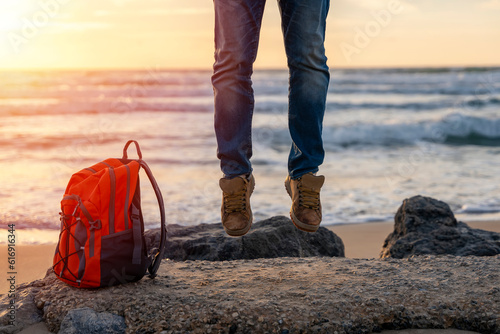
left=1, top=67, right=500, bottom=244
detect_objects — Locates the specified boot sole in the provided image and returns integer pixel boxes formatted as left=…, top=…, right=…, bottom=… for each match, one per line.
left=285, top=179, right=320, bottom=233
left=290, top=211, right=319, bottom=233
left=223, top=219, right=252, bottom=237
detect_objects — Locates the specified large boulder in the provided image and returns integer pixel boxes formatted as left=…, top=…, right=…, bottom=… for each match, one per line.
left=146, top=215, right=345, bottom=261
left=380, top=195, right=500, bottom=258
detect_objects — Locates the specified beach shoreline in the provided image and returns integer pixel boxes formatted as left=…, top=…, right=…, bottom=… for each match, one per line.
left=1, top=220, right=498, bottom=294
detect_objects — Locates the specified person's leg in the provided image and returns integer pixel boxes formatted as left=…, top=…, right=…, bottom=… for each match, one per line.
left=278, top=0, right=330, bottom=179
left=212, top=0, right=267, bottom=179
left=212, top=0, right=266, bottom=236
left=279, top=0, right=330, bottom=232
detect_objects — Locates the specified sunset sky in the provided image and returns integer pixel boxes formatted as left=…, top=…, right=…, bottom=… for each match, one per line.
left=1, top=0, right=499, bottom=69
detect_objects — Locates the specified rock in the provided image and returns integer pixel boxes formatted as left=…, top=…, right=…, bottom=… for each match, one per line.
left=380, top=195, right=500, bottom=258
left=58, top=307, right=126, bottom=334
left=0, top=281, right=43, bottom=334
left=145, top=215, right=345, bottom=261
left=34, top=255, right=500, bottom=334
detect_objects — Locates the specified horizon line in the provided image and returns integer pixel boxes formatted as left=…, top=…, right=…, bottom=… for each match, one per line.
left=1, top=64, right=500, bottom=72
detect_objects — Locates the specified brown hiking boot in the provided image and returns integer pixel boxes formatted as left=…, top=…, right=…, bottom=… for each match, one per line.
left=219, top=174, right=255, bottom=237
left=285, top=172, right=325, bottom=232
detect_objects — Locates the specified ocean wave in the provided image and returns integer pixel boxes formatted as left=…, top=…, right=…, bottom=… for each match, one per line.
left=5, top=95, right=498, bottom=116
left=0, top=99, right=214, bottom=116
left=2, top=67, right=500, bottom=117
left=457, top=204, right=500, bottom=214
left=334, top=114, right=500, bottom=147
left=334, top=66, right=500, bottom=75
left=0, top=70, right=212, bottom=87
left=259, top=114, right=500, bottom=148
left=465, top=97, right=500, bottom=107
left=3, top=113, right=499, bottom=151
left=330, top=86, right=500, bottom=97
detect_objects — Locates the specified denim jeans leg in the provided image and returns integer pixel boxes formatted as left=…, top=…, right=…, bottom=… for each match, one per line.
left=212, top=0, right=267, bottom=179
left=279, top=0, right=330, bottom=179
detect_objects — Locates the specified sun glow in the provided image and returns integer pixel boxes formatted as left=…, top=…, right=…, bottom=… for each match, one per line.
left=0, top=0, right=499, bottom=69
left=0, top=2, right=34, bottom=32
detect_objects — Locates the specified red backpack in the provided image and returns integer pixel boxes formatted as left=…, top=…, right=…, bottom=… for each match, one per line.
left=53, top=140, right=166, bottom=288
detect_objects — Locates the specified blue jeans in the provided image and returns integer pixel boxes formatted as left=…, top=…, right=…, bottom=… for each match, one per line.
left=212, top=0, right=330, bottom=179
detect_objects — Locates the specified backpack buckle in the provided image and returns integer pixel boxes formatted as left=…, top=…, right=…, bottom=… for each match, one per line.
left=89, top=220, right=102, bottom=231
left=59, top=212, right=71, bottom=222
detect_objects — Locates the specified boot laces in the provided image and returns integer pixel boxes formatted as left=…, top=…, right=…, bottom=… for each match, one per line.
left=223, top=189, right=247, bottom=213
left=298, top=185, right=320, bottom=210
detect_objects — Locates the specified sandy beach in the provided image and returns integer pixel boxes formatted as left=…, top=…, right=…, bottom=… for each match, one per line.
left=1, top=220, right=498, bottom=295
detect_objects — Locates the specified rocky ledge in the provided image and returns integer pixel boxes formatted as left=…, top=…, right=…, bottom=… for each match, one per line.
left=2, top=255, right=499, bottom=334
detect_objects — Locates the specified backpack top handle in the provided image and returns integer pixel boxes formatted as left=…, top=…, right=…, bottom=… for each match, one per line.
left=123, top=140, right=143, bottom=160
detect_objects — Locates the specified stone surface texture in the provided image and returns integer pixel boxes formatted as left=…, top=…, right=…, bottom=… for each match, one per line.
left=0, top=255, right=496, bottom=333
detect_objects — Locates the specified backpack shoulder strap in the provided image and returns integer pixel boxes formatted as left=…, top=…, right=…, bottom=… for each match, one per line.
left=123, top=140, right=166, bottom=279
left=139, top=160, right=166, bottom=278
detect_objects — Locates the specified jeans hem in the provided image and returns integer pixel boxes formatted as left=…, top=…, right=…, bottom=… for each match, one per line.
left=289, top=167, right=320, bottom=180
